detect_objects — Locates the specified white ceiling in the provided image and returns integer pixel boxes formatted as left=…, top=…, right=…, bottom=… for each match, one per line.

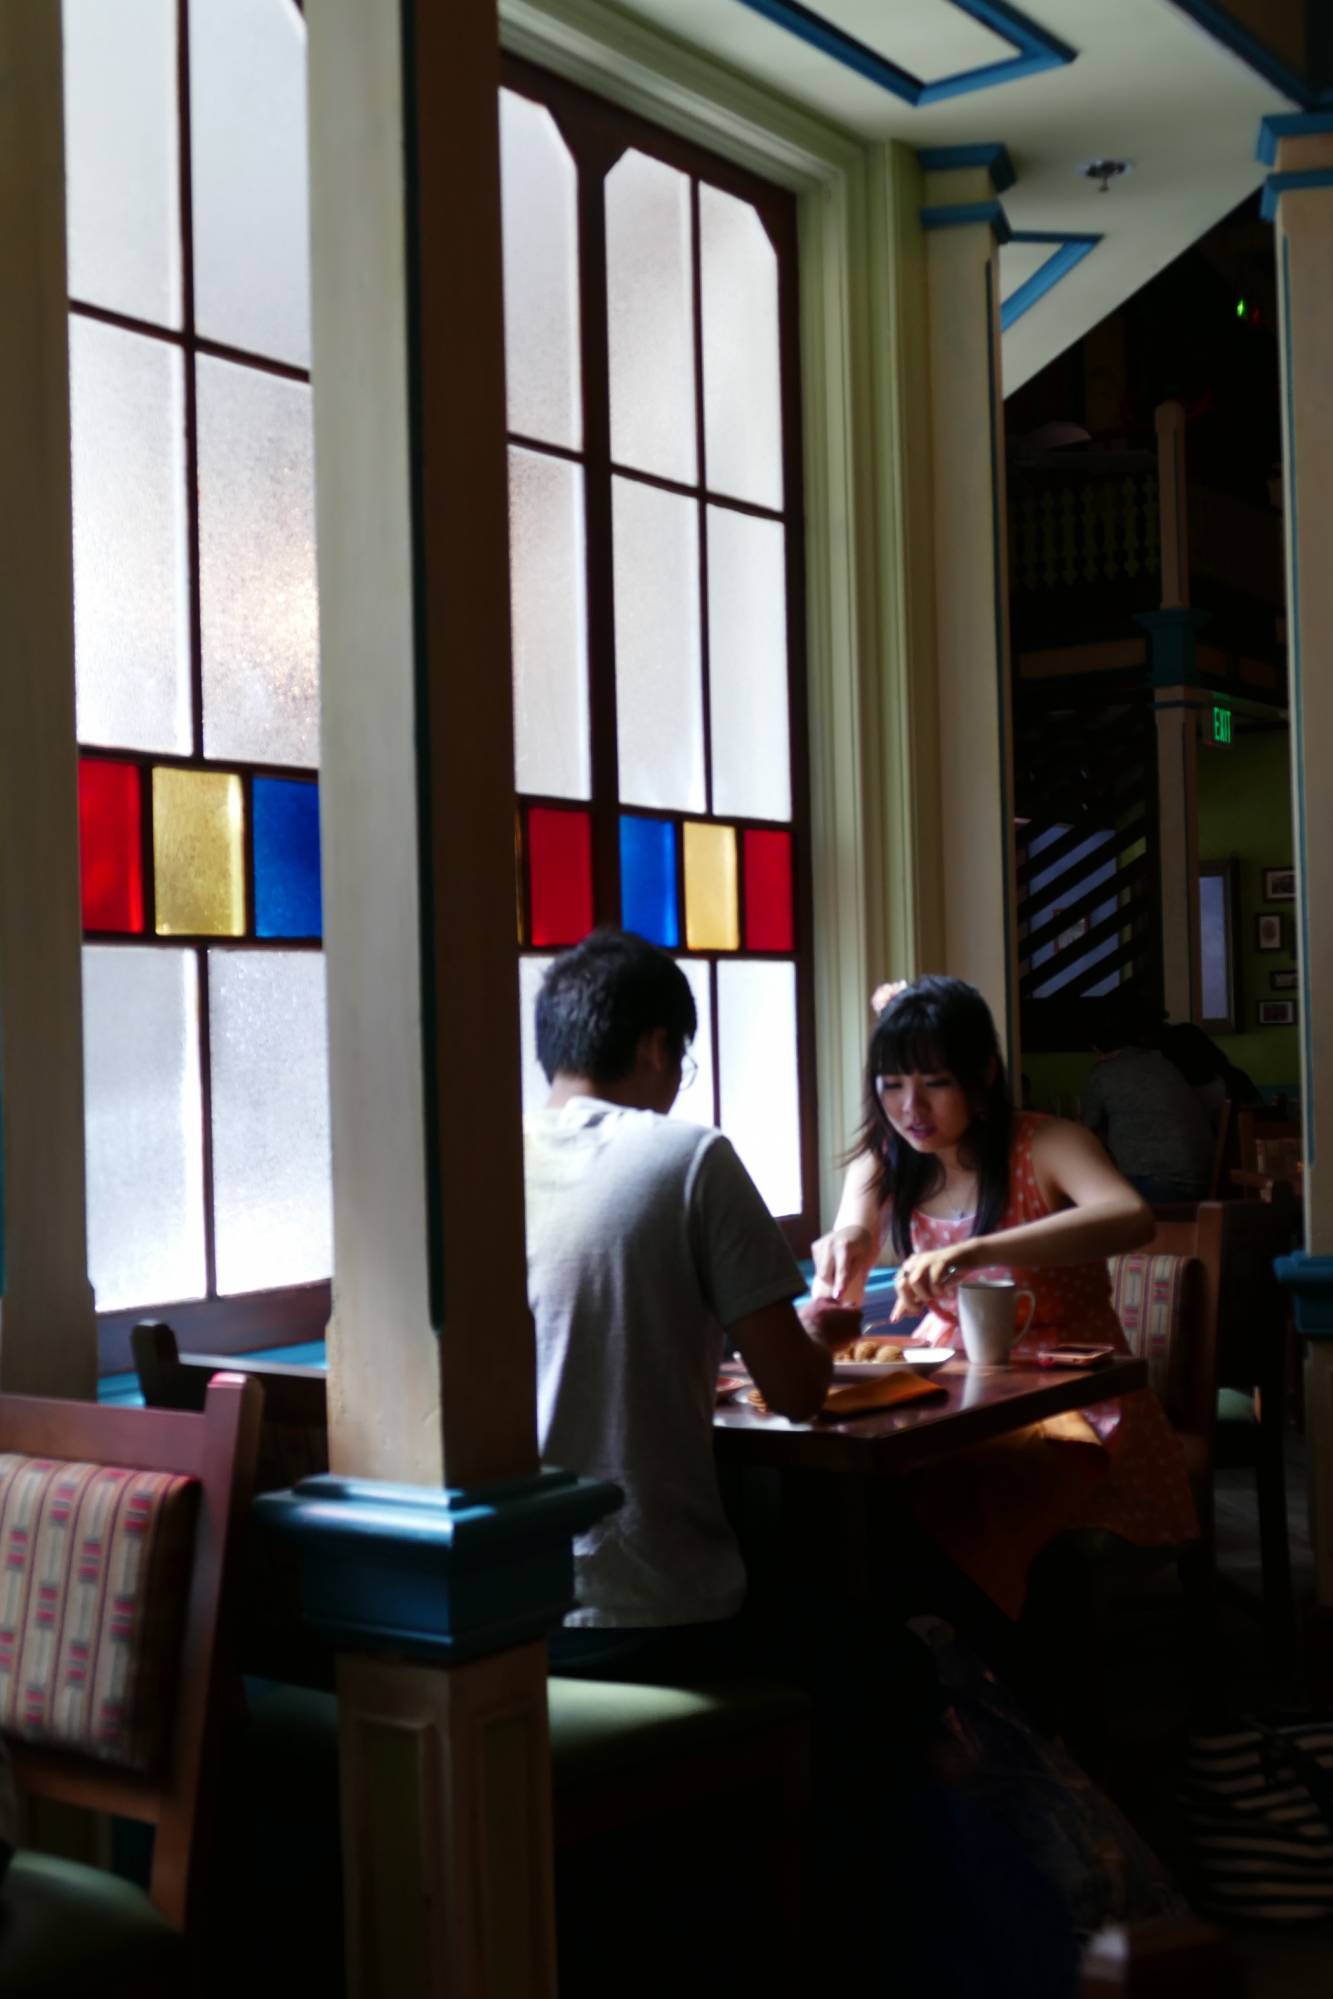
left=607, top=0, right=1295, bottom=391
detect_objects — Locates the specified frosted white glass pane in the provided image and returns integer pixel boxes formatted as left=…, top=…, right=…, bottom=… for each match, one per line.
left=500, top=90, right=582, bottom=449
left=509, top=448, right=590, bottom=799
left=613, top=478, right=704, bottom=812
left=707, top=508, right=791, bottom=821
left=63, top=0, right=180, bottom=327
left=82, top=946, right=206, bottom=1311
left=519, top=956, right=556, bottom=1120
left=606, top=151, right=696, bottom=484
left=717, top=960, right=801, bottom=1217
left=189, top=0, right=311, bottom=367
left=209, top=952, right=332, bottom=1295
left=197, top=356, right=319, bottom=767
left=700, top=184, right=783, bottom=509
left=669, top=958, right=715, bottom=1129
left=70, top=318, right=191, bottom=754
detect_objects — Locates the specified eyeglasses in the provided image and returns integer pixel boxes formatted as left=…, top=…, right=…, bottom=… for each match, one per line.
left=679, top=1051, right=698, bottom=1092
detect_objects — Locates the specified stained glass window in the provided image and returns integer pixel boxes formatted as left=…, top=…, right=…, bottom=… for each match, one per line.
left=503, top=66, right=812, bottom=1238
left=64, top=0, right=331, bottom=1345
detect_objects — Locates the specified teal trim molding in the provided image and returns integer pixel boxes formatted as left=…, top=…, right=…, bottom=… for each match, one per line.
left=1164, top=3, right=1316, bottom=107
left=1258, top=110, right=1333, bottom=164
left=1136, top=607, right=1210, bottom=685
left=1000, top=232, right=1100, bottom=331
left=729, top=0, right=1075, bottom=107
left=921, top=199, right=1012, bottom=245
left=1275, top=1253, right=1333, bottom=1336
left=1262, top=168, right=1333, bottom=222
left=1279, top=234, right=1316, bottom=1164
left=254, top=1466, right=623, bottom=1666
left=918, top=143, right=1016, bottom=192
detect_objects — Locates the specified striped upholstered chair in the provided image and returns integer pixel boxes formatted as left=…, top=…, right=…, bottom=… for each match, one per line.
left=1107, top=1204, right=1224, bottom=1558
left=0, top=1375, right=260, bottom=1997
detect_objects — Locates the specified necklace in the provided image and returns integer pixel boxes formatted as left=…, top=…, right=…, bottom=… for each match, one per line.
left=944, top=1175, right=977, bottom=1220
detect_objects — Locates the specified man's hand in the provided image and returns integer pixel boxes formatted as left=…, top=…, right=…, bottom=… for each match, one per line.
left=810, top=1224, right=875, bottom=1305
left=797, top=1296, right=863, bottom=1352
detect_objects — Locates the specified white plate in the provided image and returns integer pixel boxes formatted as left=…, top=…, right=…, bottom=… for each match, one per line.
left=833, top=1347, right=954, bottom=1379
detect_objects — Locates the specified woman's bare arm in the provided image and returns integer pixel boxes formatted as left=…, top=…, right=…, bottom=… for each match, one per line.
left=810, top=1149, right=882, bottom=1303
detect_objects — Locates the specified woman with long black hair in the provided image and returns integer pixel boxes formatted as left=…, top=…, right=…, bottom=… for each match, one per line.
left=814, top=975, right=1197, bottom=1617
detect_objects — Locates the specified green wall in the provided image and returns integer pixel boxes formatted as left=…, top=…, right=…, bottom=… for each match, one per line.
left=1196, top=724, right=1299, bottom=1088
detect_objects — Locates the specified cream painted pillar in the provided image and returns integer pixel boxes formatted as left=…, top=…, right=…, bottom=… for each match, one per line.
left=306, top=3, right=555, bottom=1991
left=1264, top=116, right=1333, bottom=1610
left=0, top=0, right=96, bottom=1398
left=922, top=161, right=1019, bottom=1066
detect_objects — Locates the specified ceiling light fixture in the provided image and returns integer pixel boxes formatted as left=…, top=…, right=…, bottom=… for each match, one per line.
left=1079, top=158, right=1133, bottom=193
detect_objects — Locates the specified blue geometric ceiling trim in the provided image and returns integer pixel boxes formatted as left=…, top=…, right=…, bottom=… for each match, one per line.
left=1161, top=3, right=1316, bottom=108
left=1258, top=109, right=1333, bottom=164
left=918, top=143, right=1016, bottom=192
left=1260, top=167, right=1333, bottom=223
left=922, top=198, right=1013, bottom=243
left=729, top=0, right=1076, bottom=107
left=1000, top=231, right=1101, bottom=331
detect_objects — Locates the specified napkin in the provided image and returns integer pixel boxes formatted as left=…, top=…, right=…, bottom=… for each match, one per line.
left=819, top=1369, right=948, bottom=1419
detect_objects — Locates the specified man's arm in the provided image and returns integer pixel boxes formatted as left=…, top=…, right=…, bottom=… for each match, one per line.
left=728, top=1299, right=833, bottom=1420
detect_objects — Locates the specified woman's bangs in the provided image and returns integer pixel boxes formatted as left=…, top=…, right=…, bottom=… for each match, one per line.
left=872, top=1019, right=951, bottom=1081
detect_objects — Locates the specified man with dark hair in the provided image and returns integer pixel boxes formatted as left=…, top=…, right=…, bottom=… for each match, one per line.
left=526, top=928, right=849, bottom=1680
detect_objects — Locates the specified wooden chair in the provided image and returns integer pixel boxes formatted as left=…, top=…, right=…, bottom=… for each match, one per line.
left=133, top=1325, right=330, bottom=1686
left=1108, top=1203, right=1224, bottom=1561
left=1205, top=1099, right=1231, bottom=1202
left=0, top=1374, right=261, bottom=1996
left=133, top=1322, right=328, bottom=1493
left=1081, top=1916, right=1242, bottom=1995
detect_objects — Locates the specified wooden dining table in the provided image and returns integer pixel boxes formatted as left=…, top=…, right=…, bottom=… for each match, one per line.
left=713, top=1352, right=1148, bottom=1477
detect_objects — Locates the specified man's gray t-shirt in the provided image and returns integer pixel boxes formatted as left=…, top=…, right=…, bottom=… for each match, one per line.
left=1082, top=1047, right=1215, bottom=1195
left=524, top=1099, right=802, bottom=1628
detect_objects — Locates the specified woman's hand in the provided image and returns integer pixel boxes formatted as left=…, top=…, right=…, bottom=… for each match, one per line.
left=871, top=979, right=907, bottom=1014
left=891, top=1242, right=979, bottom=1318
left=810, top=1223, right=876, bottom=1305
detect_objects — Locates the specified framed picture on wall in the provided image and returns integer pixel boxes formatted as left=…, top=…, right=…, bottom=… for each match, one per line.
left=1270, top=969, right=1298, bottom=992
left=1197, top=859, right=1241, bottom=1033
left=1258, top=999, right=1295, bottom=1026
left=1256, top=912, right=1284, bottom=952
left=1262, top=867, right=1296, bottom=902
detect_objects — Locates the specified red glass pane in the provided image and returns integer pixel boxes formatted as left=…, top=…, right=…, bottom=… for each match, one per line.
left=743, top=827, right=793, bottom=951
left=528, top=806, right=593, bottom=947
left=79, top=758, right=144, bottom=933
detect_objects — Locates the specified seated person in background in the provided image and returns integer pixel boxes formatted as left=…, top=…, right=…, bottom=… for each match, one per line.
left=1082, top=994, right=1216, bottom=1202
left=525, top=928, right=856, bottom=1683
left=1154, top=1015, right=1261, bottom=1121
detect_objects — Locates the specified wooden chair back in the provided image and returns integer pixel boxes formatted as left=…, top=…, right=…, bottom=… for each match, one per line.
left=0, top=1376, right=261, bottom=1930
left=1236, top=1109, right=1301, bottom=1179
left=1137, top=1203, right=1224, bottom=1446
left=133, top=1322, right=328, bottom=1492
left=1205, top=1099, right=1231, bottom=1202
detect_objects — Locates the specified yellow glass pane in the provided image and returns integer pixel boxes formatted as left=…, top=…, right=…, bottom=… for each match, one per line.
left=153, top=768, right=245, bottom=936
left=683, top=822, right=739, bottom=951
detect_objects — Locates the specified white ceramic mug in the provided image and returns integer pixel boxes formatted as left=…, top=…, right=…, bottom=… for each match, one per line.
left=958, top=1276, right=1036, bottom=1364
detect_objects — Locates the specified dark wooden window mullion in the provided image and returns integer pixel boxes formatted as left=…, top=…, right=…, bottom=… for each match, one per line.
left=576, top=137, right=622, bottom=928
left=67, top=298, right=311, bottom=388
left=690, top=177, right=714, bottom=823
left=177, top=0, right=204, bottom=765
left=196, top=944, right=219, bottom=1299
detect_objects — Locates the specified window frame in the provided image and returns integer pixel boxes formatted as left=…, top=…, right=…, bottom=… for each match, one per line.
left=69, top=0, right=330, bottom=1372
left=503, top=54, right=820, bottom=1253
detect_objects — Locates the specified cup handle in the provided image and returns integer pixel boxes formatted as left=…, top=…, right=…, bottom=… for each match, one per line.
left=1015, top=1289, right=1036, bottom=1342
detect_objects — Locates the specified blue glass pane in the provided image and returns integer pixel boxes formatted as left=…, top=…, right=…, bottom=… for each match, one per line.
left=620, top=814, right=679, bottom=947
left=254, top=777, right=322, bottom=938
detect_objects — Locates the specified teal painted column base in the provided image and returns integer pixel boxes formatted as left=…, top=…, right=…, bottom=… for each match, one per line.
left=254, top=1467, right=622, bottom=1667
left=1275, top=1251, right=1333, bottom=1336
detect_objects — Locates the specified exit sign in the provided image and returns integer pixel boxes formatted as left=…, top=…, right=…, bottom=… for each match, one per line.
left=1209, top=704, right=1233, bottom=746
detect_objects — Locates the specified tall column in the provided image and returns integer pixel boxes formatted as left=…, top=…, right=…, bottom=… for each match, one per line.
left=0, top=0, right=96, bottom=1397
left=921, top=151, right=1020, bottom=1066
left=301, top=4, right=616, bottom=1991
left=1262, top=113, right=1333, bottom=1613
